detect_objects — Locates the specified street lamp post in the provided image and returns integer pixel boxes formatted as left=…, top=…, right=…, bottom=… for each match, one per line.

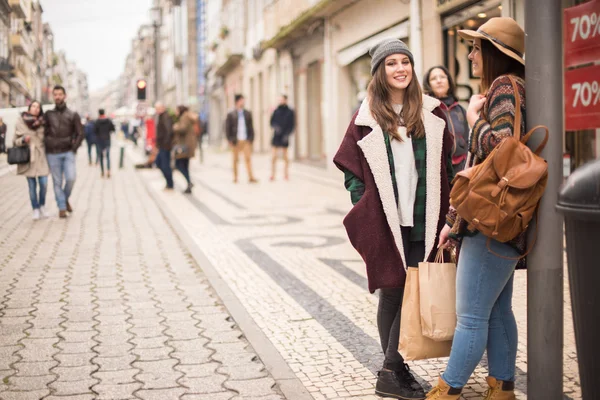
left=151, top=6, right=162, bottom=103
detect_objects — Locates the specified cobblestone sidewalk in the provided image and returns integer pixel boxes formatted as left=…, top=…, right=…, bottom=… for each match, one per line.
left=0, top=152, right=285, bottom=400
left=131, top=146, right=582, bottom=400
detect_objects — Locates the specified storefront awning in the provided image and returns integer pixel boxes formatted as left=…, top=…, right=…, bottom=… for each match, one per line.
left=336, top=21, right=409, bottom=67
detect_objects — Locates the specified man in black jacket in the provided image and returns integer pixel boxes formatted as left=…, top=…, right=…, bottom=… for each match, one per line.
left=94, top=109, right=115, bottom=178
left=225, top=94, right=257, bottom=183
left=154, top=102, right=174, bottom=190
left=44, top=85, right=84, bottom=218
left=269, top=95, right=295, bottom=181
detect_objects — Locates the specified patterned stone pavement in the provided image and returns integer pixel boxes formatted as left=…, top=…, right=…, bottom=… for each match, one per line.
left=0, top=151, right=285, bottom=399
left=129, top=145, right=582, bottom=400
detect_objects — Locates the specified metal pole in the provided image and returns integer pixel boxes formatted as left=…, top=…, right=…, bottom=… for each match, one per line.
left=525, top=0, right=564, bottom=398
left=154, top=21, right=160, bottom=102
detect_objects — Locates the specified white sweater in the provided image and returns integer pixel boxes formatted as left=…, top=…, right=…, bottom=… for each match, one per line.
left=390, top=104, right=418, bottom=227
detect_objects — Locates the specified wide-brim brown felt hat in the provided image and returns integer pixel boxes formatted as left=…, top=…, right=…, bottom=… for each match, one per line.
left=458, top=17, right=525, bottom=65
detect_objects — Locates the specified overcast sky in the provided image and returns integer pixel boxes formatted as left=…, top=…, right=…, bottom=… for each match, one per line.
left=41, top=0, right=154, bottom=92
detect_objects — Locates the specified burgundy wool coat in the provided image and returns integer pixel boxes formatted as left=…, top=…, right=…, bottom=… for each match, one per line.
left=333, top=95, right=454, bottom=293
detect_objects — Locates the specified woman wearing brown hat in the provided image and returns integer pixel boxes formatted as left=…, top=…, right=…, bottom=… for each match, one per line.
left=334, top=38, right=455, bottom=399
left=431, top=17, right=526, bottom=400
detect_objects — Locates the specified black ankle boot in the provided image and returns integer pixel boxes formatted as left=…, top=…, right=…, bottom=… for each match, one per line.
left=395, top=363, right=426, bottom=397
left=376, top=369, right=425, bottom=399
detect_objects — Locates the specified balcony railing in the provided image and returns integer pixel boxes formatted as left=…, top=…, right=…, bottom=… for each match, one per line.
left=10, top=32, right=34, bottom=60
left=8, top=0, right=31, bottom=19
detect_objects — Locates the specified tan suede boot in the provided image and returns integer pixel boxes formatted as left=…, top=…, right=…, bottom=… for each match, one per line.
left=425, top=377, right=461, bottom=400
left=483, top=376, right=516, bottom=400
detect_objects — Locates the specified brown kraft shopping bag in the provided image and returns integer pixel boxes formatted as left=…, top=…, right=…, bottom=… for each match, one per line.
left=419, top=248, right=457, bottom=341
left=398, top=267, right=452, bottom=361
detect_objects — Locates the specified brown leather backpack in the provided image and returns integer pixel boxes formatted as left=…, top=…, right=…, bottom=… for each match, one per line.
left=450, top=77, right=549, bottom=246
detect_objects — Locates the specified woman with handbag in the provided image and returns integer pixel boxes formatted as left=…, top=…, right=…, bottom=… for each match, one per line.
left=13, top=101, right=50, bottom=220
left=423, top=66, right=469, bottom=173
left=333, top=38, right=455, bottom=400
left=432, top=18, right=527, bottom=400
left=172, top=105, right=197, bottom=194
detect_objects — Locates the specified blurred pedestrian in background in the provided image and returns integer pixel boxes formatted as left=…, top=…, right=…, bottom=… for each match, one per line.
left=0, top=116, right=6, bottom=154
left=121, top=120, right=130, bottom=141
left=44, top=85, right=83, bottom=219
left=334, top=38, right=454, bottom=400
left=172, top=105, right=197, bottom=194
left=269, top=94, right=295, bottom=181
left=423, top=65, right=469, bottom=173
left=225, top=94, right=257, bottom=184
left=94, top=109, right=115, bottom=178
left=14, top=101, right=50, bottom=220
left=83, top=114, right=97, bottom=165
left=155, top=102, right=174, bottom=190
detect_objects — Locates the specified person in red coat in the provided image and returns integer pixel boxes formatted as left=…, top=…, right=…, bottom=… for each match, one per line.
left=333, top=38, right=454, bottom=399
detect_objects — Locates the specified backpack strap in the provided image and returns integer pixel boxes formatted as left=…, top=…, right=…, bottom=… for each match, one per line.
left=507, top=76, right=522, bottom=142
left=508, top=75, right=550, bottom=156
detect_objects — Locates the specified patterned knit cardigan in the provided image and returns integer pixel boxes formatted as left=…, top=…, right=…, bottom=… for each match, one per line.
left=447, top=74, right=528, bottom=269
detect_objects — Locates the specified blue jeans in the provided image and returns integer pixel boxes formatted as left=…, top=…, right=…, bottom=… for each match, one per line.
left=47, top=152, right=76, bottom=211
left=442, top=232, right=519, bottom=388
left=156, top=149, right=174, bottom=188
left=175, top=158, right=191, bottom=185
left=98, top=144, right=111, bottom=175
left=27, top=176, right=48, bottom=210
left=86, top=140, right=96, bottom=164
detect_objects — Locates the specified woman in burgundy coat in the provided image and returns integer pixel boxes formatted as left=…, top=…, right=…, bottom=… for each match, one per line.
left=334, top=39, right=454, bottom=399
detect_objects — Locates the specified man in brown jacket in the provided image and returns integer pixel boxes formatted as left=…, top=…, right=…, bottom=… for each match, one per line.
left=225, top=94, right=257, bottom=183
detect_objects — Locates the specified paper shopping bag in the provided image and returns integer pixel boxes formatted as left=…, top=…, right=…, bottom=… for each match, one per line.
left=419, top=248, right=457, bottom=341
left=398, top=267, right=452, bottom=361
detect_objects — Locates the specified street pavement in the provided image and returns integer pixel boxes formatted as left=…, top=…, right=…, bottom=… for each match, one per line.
left=0, top=145, right=582, bottom=400
left=129, top=145, right=581, bottom=400
left=0, top=150, right=285, bottom=400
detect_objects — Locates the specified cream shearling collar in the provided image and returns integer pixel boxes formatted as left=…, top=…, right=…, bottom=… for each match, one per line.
left=354, top=94, right=445, bottom=269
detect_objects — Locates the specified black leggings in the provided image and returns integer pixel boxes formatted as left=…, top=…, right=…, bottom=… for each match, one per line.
left=377, top=227, right=425, bottom=370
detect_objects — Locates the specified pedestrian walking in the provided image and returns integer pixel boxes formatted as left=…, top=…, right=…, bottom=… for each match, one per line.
left=0, top=116, right=7, bottom=154
left=44, top=85, right=84, bottom=219
left=333, top=38, right=455, bottom=400
left=83, top=114, right=97, bottom=165
left=172, top=105, right=197, bottom=194
left=269, top=94, right=295, bottom=181
left=225, top=94, right=257, bottom=183
left=13, top=101, right=50, bottom=220
left=423, top=65, right=469, bottom=173
left=94, top=109, right=115, bottom=178
left=434, top=17, right=527, bottom=400
left=154, top=102, right=174, bottom=190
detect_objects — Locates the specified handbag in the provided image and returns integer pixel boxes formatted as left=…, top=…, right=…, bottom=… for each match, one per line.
left=398, top=267, right=452, bottom=361
left=173, top=144, right=188, bottom=159
left=419, top=248, right=457, bottom=342
left=7, top=145, right=30, bottom=165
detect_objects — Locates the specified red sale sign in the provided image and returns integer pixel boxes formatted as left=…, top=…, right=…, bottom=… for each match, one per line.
left=564, top=0, right=600, bottom=67
left=564, top=64, right=600, bottom=131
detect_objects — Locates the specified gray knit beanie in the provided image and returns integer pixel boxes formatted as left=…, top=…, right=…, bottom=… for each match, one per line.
left=369, top=38, right=414, bottom=76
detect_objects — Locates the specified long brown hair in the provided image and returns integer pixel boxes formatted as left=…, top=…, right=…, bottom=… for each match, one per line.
left=480, top=40, right=525, bottom=93
left=367, top=58, right=424, bottom=140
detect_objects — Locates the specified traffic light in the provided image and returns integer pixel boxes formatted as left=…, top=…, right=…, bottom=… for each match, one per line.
left=137, top=79, right=147, bottom=100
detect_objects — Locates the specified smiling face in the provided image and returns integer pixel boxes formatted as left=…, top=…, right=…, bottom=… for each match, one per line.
left=428, top=68, right=450, bottom=98
left=384, top=54, right=413, bottom=94
left=468, top=38, right=483, bottom=78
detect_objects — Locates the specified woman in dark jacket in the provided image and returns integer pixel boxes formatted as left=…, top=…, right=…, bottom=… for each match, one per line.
left=423, top=65, right=469, bottom=173
left=334, top=38, right=454, bottom=400
left=172, top=105, right=198, bottom=194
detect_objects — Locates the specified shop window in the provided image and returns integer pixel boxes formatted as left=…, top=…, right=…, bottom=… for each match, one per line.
left=442, top=1, right=502, bottom=103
